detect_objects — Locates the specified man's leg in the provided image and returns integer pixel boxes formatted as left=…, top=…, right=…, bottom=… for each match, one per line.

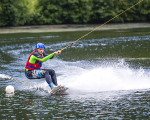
left=25, top=69, right=57, bottom=89
left=48, top=69, right=58, bottom=86
left=44, top=70, right=53, bottom=84
left=43, top=69, right=58, bottom=89
left=25, top=69, right=42, bottom=79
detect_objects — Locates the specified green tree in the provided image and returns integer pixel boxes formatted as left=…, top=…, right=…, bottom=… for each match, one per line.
left=0, top=0, right=150, bottom=27
left=61, top=0, right=92, bottom=24
left=0, top=0, right=39, bottom=26
left=0, top=0, right=14, bottom=26
left=38, top=0, right=63, bottom=24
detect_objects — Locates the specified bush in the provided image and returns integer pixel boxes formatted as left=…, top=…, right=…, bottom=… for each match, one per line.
left=0, top=0, right=149, bottom=27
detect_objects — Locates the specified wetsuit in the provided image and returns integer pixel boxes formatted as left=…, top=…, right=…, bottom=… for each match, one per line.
left=25, top=50, right=58, bottom=86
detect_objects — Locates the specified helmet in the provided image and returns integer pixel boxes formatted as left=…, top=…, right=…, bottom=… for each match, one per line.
left=36, top=43, right=45, bottom=49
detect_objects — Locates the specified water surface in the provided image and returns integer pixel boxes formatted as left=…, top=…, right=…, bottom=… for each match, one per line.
left=0, top=28, right=150, bottom=119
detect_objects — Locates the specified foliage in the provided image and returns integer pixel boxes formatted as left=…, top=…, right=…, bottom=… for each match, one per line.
left=0, top=0, right=39, bottom=26
left=0, top=0, right=149, bottom=27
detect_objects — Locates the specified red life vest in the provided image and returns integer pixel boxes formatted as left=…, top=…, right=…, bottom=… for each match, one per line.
left=25, top=50, right=43, bottom=70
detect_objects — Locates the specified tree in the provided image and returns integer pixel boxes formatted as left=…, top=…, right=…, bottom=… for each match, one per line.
left=0, top=0, right=149, bottom=27
left=0, top=0, right=39, bottom=26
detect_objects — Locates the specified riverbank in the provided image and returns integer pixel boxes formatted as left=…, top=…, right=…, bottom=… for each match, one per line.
left=0, top=23, right=150, bottom=34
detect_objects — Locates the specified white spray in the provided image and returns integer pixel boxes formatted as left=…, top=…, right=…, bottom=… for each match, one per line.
left=57, top=60, right=150, bottom=93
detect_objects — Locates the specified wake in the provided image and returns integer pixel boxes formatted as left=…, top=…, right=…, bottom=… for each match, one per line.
left=57, top=60, right=150, bottom=92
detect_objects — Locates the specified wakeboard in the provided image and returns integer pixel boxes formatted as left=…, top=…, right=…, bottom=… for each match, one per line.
left=50, top=85, right=68, bottom=95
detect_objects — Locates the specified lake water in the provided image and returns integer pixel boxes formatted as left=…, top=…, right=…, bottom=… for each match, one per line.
left=0, top=27, right=150, bottom=119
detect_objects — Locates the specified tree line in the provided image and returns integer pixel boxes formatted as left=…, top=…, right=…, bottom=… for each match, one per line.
left=0, top=0, right=150, bottom=27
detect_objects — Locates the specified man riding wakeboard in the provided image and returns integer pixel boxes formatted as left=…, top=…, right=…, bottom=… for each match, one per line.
left=25, top=43, right=61, bottom=90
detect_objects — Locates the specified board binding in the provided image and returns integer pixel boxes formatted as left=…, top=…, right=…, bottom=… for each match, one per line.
left=50, top=85, right=68, bottom=95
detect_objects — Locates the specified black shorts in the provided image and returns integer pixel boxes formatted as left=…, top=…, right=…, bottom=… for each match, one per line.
left=25, top=69, right=46, bottom=79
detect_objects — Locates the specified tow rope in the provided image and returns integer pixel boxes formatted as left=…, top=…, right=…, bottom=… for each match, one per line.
left=60, top=0, right=144, bottom=52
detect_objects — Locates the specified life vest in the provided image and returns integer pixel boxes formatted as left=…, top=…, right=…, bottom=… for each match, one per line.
left=25, top=50, right=43, bottom=70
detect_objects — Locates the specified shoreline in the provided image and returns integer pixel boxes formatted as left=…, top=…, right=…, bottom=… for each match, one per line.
left=0, top=23, right=150, bottom=34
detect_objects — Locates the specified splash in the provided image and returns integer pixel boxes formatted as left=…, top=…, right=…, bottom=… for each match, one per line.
left=58, top=60, right=150, bottom=93
left=0, top=74, right=11, bottom=79
left=10, top=59, right=150, bottom=94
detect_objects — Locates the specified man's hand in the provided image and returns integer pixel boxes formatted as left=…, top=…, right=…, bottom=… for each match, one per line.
left=53, top=50, right=61, bottom=55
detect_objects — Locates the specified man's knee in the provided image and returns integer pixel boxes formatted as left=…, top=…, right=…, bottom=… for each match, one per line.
left=47, top=69, right=55, bottom=75
left=45, top=71, right=49, bottom=74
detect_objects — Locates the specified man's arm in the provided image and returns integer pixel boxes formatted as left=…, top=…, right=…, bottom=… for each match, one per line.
left=29, top=53, right=55, bottom=63
left=43, top=52, right=56, bottom=59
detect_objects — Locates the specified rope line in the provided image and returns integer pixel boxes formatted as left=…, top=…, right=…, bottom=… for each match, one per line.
left=60, top=0, right=144, bottom=52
